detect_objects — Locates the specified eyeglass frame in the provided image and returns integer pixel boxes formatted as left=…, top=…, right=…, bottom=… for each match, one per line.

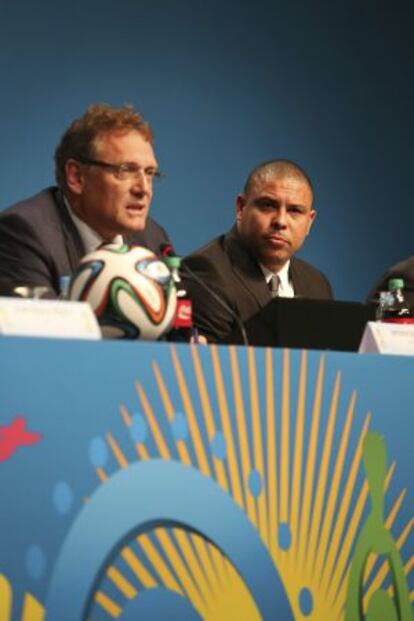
left=76, top=158, right=165, bottom=182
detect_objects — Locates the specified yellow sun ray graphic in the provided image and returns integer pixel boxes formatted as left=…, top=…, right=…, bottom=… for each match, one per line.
left=210, top=345, right=244, bottom=509
left=229, top=345, right=257, bottom=526
left=294, top=354, right=325, bottom=574
left=305, top=370, right=341, bottom=573
left=83, top=345, right=414, bottom=620
left=136, top=381, right=170, bottom=459
left=248, top=346, right=269, bottom=545
left=320, top=404, right=370, bottom=600
left=170, top=346, right=211, bottom=477
left=106, top=565, right=137, bottom=599
left=119, top=403, right=149, bottom=460
left=190, top=347, right=229, bottom=491
left=280, top=348, right=291, bottom=534
left=0, top=575, right=45, bottom=621
left=311, top=384, right=357, bottom=591
left=120, top=546, right=157, bottom=589
left=288, top=348, right=307, bottom=574
left=94, top=590, right=121, bottom=617
left=92, top=527, right=263, bottom=620
left=106, top=433, right=129, bottom=469
left=265, top=346, right=279, bottom=555
left=21, top=594, right=45, bottom=621
left=84, top=346, right=414, bottom=620
left=0, top=575, right=12, bottom=621
left=152, top=362, right=192, bottom=466
left=2, top=345, right=412, bottom=620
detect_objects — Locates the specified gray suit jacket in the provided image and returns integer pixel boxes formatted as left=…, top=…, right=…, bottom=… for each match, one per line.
left=0, top=187, right=169, bottom=297
left=182, top=225, right=333, bottom=342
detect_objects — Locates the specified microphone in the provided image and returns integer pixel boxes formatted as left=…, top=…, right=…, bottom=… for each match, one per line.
left=159, top=243, right=176, bottom=258
left=160, top=243, right=249, bottom=346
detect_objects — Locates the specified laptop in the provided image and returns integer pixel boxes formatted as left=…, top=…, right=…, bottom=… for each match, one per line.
left=225, top=297, right=375, bottom=351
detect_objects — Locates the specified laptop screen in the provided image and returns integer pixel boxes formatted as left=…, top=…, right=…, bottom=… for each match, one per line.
left=226, top=298, right=375, bottom=351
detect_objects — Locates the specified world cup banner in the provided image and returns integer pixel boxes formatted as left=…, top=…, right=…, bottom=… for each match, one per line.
left=0, top=338, right=412, bottom=620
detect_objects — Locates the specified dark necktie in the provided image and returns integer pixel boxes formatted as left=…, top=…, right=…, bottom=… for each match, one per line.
left=268, top=274, right=280, bottom=298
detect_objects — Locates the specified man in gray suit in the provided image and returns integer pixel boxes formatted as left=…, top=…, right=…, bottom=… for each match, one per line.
left=182, top=159, right=333, bottom=343
left=0, top=103, right=168, bottom=297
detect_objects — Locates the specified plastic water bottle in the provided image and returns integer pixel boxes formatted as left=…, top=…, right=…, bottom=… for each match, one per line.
left=381, top=278, right=414, bottom=324
left=162, top=255, right=194, bottom=341
left=376, top=290, right=393, bottom=321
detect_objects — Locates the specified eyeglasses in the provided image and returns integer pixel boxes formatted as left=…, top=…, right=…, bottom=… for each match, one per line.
left=77, top=158, right=165, bottom=183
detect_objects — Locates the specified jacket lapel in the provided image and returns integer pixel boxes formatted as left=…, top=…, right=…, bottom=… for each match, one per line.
left=225, top=226, right=270, bottom=309
left=289, top=258, right=308, bottom=297
left=53, top=189, right=86, bottom=272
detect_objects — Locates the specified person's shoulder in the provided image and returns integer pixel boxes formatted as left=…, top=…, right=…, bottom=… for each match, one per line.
left=180, top=233, right=229, bottom=287
left=291, top=255, right=333, bottom=299
left=1, top=187, right=58, bottom=221
left=144, top=216, right=169, bottom=238
left=185, top=232, right=228, bottom=262
left=291, top=256, right=329, bottom=280
left=387, top=255, right=414, bottom=278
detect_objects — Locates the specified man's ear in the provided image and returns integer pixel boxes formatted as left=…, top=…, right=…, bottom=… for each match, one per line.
left=65, top=159, right=85, bottom=195
left=236, top=194, right=246, bottom=221
left=307, top=209, right=317, bottom=235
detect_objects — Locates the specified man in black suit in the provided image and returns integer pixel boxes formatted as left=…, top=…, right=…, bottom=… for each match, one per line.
left=182, top=159, right=333, bottom=343
left=0, top=103, right=168, bottom=297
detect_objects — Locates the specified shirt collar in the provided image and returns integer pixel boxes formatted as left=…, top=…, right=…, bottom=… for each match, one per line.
left=260, top=261, right=294, bottom=297
left=63, top=195, right=123, bottom=254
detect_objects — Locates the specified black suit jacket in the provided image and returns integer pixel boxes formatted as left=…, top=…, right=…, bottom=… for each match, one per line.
left=182, top=225, right=333, bottom=343
left=0, top=187, right=169, bottom=297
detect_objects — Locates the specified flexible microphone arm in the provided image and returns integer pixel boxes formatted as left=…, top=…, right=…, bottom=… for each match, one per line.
left=159, top=244, right=249, bottom=346
left=179, top=261, right=249, bottom=347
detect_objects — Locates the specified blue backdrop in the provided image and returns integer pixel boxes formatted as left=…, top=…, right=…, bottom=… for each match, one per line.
left=1, top=0, right=413, bottom=302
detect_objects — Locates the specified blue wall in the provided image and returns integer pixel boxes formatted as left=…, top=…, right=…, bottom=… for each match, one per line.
left=1, top=0, right=413, bottom=302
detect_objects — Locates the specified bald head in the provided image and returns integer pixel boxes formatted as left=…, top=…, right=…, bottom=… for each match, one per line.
left=243, top=159, right=314, bottom=205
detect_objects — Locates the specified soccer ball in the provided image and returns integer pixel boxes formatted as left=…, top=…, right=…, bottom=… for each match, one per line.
left=69, top=244, right=177, bottom=340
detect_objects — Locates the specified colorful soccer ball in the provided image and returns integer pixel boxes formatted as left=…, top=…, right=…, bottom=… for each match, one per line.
left=69, top=244, right=177, bottom=339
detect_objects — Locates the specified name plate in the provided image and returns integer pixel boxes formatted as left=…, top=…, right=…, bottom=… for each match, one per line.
left=359, top=321, right=414, bottom=356
left=0, top=297, right=101, bottom=340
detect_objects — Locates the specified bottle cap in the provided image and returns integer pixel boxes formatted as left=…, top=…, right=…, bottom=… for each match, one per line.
left=163, top=256, right=181, bottom=270
left=388, top=278, right=404, bottom=291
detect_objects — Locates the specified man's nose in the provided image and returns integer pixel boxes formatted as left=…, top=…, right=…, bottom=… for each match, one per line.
left=131, top=170, right=151, bottom=194
left=271, top=207, right=287, bottom=227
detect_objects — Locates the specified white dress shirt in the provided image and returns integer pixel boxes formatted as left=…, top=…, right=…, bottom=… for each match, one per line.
left=64, top=195, right=123, bottom=253
left=261, top=261, right=295, bottom=298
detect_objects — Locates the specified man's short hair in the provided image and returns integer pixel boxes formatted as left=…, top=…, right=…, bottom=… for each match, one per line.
left=243, top=159, right=314, bottom=200
left=54, top=103, right=153, bottom=189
